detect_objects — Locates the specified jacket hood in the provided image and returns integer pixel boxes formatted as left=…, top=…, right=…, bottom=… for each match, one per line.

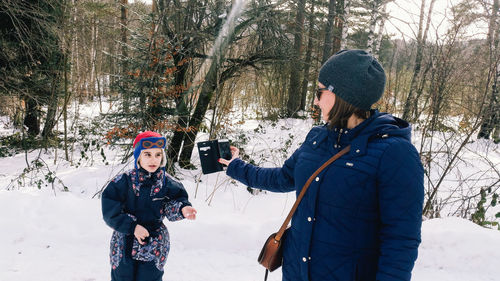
left=326, top=110, right=413, bottom=157
left=308, top=110, right=413, bottom=157
left=355, top=110, right=411, bottom=141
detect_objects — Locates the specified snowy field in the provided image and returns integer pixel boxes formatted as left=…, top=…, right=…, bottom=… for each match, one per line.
left=2, top=187, right=500, bottom=281
left=1, top=107, right=500, bottom=281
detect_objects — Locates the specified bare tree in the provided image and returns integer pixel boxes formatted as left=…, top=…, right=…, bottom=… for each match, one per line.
left=178, top=0, right=290, bottom=167
left=420, top=1, right=494, bottom=218
left=402, top=0, right=436, bottom=121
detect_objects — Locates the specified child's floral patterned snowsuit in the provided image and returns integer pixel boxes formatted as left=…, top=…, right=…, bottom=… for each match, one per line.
left=102, top=167, right=191, bottom=281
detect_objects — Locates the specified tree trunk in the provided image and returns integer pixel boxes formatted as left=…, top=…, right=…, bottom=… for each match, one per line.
left=167, top=99, right=189, bottom=165
left=178, top=57, right=260, bottom=167
left=63, top=50, right=70, bottom=161
left=90, top=15, right=96, bottom=99
left=332, top=0, right=345, bottom=54
left=322, top=0, right=337, bottom=64
left=158, top=0, right=201, bottom=169
left=339, top=0, right=351, bottom=50
left=174, top=0, right=275, bottom=166
left=120, top=0, right=130, bottom=113
left=166, top=62, right=190, bottom=166
left=387, top=42, right=398, bottom=111
left=41, top=82, right=58, bottom=140
left=478, top=68, right=500, bottom=140
left=299, top=0, right=316, bottom=111
left=402, top=0, right=435, bottom=120
left=286, top=0, right=306, bottom=117
left=177, top=0, right=234, bottom=167
left=374, top=3, right=387, bottom=57
left=410, top=0, right=436, bottom=118
left=24, top=95, right=40, bottom=136
left=366, top=0, right=381, bottom=53
left=492, top=109, right=500, bottom=143
left=178, top=62, right=219, bottom=168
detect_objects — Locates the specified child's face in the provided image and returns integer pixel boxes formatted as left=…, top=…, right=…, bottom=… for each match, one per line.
left=139, top=148, right=163, bottom=173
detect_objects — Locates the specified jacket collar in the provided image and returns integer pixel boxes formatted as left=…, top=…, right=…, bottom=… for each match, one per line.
left=327, top=110, right=412, bottom=157
left=130, top=167, right=165, bottom=197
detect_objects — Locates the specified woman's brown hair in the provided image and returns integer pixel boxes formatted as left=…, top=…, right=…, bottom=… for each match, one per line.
left=327, top=94, right=370, bottom=130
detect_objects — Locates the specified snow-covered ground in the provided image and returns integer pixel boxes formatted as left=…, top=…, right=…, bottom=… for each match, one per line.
left=1, top=103, right=500, bottom=280
left=2, top=189, right=500, bottom=281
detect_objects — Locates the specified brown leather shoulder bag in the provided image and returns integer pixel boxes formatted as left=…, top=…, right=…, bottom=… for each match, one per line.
left=257, top=145, right=351, bottom=279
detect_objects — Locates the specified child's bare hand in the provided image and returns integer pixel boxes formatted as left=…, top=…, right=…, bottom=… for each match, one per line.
left=182, top=206, right=197, bottom=220
left=218, top=146, right=240, bottom=166
left=134, top=224, right=149, bottom=245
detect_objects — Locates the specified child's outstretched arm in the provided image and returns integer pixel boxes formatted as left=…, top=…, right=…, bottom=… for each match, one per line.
left=163, top=175, right=196, bottom=221
left=102, top=174, right=137, bottom=234
left=163, top=200, right=197, bottom=221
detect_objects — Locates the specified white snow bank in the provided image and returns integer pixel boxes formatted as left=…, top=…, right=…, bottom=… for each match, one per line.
left=1, top=190, right=500, bottom=281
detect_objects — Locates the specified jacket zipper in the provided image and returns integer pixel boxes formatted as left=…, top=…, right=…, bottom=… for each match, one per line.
left=337, top=128, right=343, bottom=145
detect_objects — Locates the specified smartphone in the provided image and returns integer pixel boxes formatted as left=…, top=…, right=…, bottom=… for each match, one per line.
left=218, top=139, right=232, bottom=161
left=197, top=139, right=232, bottom=174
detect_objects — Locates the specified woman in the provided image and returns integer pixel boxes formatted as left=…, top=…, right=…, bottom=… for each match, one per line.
left=219, top=50, right=424, bottom=281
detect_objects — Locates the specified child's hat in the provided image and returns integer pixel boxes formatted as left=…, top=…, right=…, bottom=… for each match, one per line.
left=133, top=131, right=167, bottom=170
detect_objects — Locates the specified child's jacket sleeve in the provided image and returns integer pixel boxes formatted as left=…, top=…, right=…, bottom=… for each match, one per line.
left=163, top=176, right=192, bottom=221
left=162, top=200, right=185, bottom=222
left=101, top=174, right=137, bottom=234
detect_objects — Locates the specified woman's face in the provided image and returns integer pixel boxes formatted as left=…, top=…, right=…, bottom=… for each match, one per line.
left=314, top=82, right=336, bottom=122
left=139, top=148, right=163, bottom=173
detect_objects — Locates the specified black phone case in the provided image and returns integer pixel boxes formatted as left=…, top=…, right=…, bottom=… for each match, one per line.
left=197, top=140, right=231, bottom=174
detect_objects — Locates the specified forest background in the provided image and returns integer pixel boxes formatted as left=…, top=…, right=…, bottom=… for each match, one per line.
left=0, top=0, right=499, bottom=229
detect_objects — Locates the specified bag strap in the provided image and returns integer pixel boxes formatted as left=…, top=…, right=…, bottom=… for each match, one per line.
left=274, top=145, right=351, bottom=241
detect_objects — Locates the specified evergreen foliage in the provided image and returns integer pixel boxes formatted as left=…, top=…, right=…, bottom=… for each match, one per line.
left=0, top=0, right=65, bottom=137
left=105, top=10, right=189, bottom=144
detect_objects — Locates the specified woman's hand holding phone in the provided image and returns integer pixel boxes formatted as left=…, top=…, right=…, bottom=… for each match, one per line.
left=218, top=146, right=239, bottom=166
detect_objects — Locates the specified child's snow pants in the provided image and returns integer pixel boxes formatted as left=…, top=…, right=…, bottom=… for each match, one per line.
left=111, top=256, right=163, bottom=281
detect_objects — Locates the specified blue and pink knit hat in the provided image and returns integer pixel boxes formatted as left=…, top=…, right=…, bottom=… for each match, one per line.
left=133, top=131, right=167, bottom=170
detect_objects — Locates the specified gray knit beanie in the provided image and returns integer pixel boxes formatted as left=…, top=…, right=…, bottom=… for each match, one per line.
left=318, top=49, right=386, bottom=110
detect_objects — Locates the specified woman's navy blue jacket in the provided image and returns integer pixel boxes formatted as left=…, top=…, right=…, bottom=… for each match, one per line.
left=227, top=111, right=424, bottom=281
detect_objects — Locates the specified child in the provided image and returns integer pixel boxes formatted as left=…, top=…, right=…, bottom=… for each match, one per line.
left=102, top=131, right=197, bottom=281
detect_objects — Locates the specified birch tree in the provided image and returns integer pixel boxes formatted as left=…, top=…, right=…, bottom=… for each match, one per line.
left=340, top=0, right=351, bottom=50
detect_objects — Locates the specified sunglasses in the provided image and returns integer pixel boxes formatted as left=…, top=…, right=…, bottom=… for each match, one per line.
left=316, top=87, right=328, bottom=100
left=142, top=139, right=165, bottom=149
